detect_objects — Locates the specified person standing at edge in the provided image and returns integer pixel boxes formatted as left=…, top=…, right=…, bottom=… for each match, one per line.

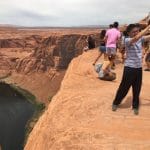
left=93, top=30, right=106, bottom=65
left=87, top=35, right=96, bottom=50
left=112, top=23, right=150, bottom=115
left=103, top=22, right=121, bottom=70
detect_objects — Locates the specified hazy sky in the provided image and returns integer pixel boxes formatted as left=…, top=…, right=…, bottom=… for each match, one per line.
left=0, top=0, right=149, bottom=26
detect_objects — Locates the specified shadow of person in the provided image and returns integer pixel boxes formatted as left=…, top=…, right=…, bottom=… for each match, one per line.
left=119, top=96, right=132, bottom=109
left=118, top=97, right=150, bottom=109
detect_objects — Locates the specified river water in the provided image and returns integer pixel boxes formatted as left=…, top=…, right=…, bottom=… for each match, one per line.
left=0, top=82, right=35, bottom=150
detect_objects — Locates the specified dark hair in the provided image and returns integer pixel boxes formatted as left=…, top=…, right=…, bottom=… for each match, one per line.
left=113, top=22, right=119, bottom=28
left=100, top=30, right=106, bottom=39
left=109, top=24, right=113, bottom=28
left=88, top=35, right=92, bottom=40
left=126, top=24, right=140, bottom=33
left=122, top=30, right=128, bottom=37
left=87, top=35, right=95, bottom=49
left=135, top=23, right=141, bottom=31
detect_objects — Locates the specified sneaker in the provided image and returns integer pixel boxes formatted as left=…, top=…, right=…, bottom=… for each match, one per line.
left=133, top=108, right=139, bottom=115
left=112, top=104, right=118, bottom=111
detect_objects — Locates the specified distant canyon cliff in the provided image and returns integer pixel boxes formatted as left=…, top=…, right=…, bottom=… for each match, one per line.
left=0, top=28, right=100, bottom=74
left=0, top=28, right=100, bottom=102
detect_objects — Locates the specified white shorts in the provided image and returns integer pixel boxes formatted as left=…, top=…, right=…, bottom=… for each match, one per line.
left=106, top=47, right=116, bottom=55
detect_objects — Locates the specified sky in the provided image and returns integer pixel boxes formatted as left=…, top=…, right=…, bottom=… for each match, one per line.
left=0, top=0, right=149, bottom=27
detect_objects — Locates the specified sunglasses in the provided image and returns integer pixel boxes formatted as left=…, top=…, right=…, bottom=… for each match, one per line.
left=131, top=30, right=139, bottom=34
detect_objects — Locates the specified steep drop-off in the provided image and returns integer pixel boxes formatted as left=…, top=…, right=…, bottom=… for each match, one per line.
left=15, top=34, right=100, bottom=73
left=0, top=31, right=100, bottom=74
left=0, top=29, right=100, bottom=103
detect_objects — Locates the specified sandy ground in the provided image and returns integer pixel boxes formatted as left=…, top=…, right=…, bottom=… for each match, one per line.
left=25, top=49, right=150, bottom=150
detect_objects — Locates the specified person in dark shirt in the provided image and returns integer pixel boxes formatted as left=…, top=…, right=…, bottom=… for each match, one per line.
left=109, top=24, right=113, bottom=28
left=87, top=35, right=96, bottom=49
left=93, top=30, right=106, bottom=65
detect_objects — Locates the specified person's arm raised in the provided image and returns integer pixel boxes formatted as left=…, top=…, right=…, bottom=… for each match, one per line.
left=129, top=25, right=150, bottom=45
left=143, top=34, right=150, bottom=41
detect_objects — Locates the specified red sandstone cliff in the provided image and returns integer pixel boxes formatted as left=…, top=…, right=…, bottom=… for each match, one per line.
left=25, top=50, right=150, bottom=150
left=15, top=33, right=100, bottom=74
left=0, top=28, right=100, bottom=102
left=0, top=29, right=100, bottom=74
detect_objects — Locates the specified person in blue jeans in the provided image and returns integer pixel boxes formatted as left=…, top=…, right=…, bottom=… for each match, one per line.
left=112, top=23, right=150, bottom=115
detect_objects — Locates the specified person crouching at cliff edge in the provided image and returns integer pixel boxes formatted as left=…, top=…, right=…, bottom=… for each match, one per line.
left=112, top=23, right=150, bottom=115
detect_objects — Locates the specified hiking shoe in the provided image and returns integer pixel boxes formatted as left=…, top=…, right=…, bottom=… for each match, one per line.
left=112, top=104, right=118, bottom=111
left=133, top=108, right=139, bottom=115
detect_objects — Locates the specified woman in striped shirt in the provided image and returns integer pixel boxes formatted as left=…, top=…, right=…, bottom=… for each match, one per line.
left=112, top=23, right=150, bottom=115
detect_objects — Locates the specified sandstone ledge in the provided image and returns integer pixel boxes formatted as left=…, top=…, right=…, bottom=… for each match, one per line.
left=25, top=49, right=150, bottom=150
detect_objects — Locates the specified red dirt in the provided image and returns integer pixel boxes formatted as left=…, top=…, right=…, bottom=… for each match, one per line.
left=25, top=49, right=150, bottom=150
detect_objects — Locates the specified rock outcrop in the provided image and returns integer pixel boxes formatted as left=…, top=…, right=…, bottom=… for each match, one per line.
left=0, top=35, right=42, bottom=48
left=0, top=53, right=13, bottom=78
left=138, top=13, right=150, bottom=29
left=25, top=50, right=150, bottom=150
left=15, top=33, right=100, bottom=74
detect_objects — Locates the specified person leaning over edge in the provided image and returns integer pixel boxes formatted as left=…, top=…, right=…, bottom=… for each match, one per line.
left=112, top=23, right=150, bottom=115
